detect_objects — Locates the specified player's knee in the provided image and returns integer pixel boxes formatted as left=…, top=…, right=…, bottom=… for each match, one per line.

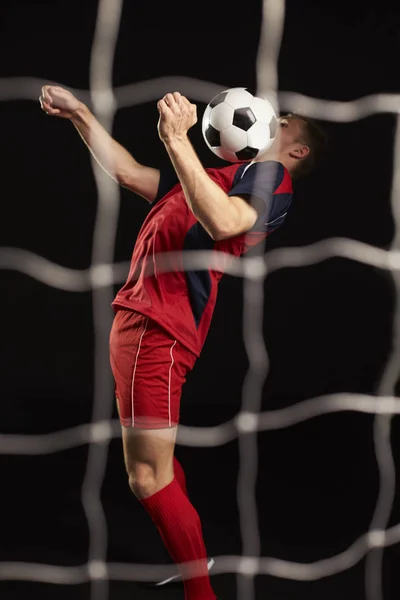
left=128, top=462, right=159, bottom=499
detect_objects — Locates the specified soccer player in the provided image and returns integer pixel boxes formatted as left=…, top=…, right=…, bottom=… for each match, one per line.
left=39, top=85, right=327, bottom=600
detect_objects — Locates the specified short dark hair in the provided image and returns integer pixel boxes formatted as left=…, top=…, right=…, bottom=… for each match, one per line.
left=285, top=113, right=328, bottom=179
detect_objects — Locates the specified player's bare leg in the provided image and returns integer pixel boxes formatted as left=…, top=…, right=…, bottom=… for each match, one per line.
left=120, top=421, right=217, bottom=600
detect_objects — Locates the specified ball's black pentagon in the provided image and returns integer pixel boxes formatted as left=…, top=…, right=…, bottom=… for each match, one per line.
left=269, top=115, right=277, bottom=138
left=232, top=107, right=256, bottom=131
left=209, top=91, right=228, bottom=108
left=204, top=124, right=221, bottom=147
left=235, top=146, right=259, bottom=161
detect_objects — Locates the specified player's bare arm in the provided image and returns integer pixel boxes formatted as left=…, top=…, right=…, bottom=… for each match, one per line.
left=157, top=92, right=260, bottom=241
left=39, top=85, right=160, bottom=203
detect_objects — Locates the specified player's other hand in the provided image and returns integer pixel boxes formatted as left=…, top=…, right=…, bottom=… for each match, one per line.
left=157, top=92, right=197, bottom=144
left=39, top=86, right=83, bottom=119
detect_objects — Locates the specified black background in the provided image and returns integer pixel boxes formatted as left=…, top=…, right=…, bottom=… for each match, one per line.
left=1, top=1, right=400, bottom=599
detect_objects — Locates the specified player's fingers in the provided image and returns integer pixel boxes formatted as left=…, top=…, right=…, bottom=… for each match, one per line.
left=40, top=99, right=60, bottom=115
left=40, top=92, right=49, bottom=107
left=189, top=102, right=197, bottom=120
left=39, top=98, right=51, bottom=112
left=179, top=95, right=195, bottom=117
left=175, top=92, right=191, bottom=112
left=163, top=93, right=175, bottom=107
left=41, top=85, right=52, bottom=105
left=172, top=91, right=183, bottom=105
left=179, top=94, right=190, bottom=106
left=157, top=98, right=169, bottom=115
left=176, top=93, right=192, bottom=116
left=164, top=92, right=183, bottom=116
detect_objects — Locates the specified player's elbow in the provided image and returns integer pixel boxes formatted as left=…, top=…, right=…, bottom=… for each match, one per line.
left=210, top=214, right=257, bottom=241
left=212, top=198, right=259, bottom=241
left=210, top=223, right=247, bottom=241
left=117, top=170, right=136, bottom=190
left=110, top=168, right=132, bottom=189
left=206, top=218, right=237, bottom=241
left=196, top=216, right=237, bottom=241
left=203, top=197, right=259, bottom=241
left=210, top=227, right=235, bottom=242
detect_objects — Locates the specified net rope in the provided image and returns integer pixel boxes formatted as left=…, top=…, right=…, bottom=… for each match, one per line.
left=1, top=1, right=399, bottom=599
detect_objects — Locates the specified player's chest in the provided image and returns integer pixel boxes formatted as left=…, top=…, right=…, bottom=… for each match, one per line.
left=145, top=193, right=193, bottom=236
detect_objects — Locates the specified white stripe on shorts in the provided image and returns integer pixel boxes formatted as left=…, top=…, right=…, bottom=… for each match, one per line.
left=130, top=317, right=149, bottom=427
left=168, top=341, right=177, bottom=427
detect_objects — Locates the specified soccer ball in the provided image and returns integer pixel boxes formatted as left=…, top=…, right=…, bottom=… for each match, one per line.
left=201, top=87, right=277, bottom=163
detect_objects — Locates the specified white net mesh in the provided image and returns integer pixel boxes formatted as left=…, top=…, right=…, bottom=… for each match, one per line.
left=1, top=1, right=400, bottom=599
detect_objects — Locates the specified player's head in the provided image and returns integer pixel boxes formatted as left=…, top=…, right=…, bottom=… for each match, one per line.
left=273, top=113, right=328, bottom=179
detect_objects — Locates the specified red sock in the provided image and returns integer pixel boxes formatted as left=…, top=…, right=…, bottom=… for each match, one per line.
left=141, top=477, right=216, bottom=600
left=174, top=456, right=188, bottom=496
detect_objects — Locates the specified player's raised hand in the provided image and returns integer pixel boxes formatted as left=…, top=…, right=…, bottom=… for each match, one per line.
left=39, top=85, right=83, bottom=119
left=157, top=92, right=197, bottom=143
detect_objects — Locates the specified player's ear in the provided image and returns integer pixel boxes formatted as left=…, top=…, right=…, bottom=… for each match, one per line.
left=291, top=144, right=309, bottom=159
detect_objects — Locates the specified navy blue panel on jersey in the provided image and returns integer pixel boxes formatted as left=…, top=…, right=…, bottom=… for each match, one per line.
left=228, top=160, right=284, bottom=203
left=228, top=161, right=291, bottom=233
left=258, top=192, right=292, bottom=232
left=183, top=222, right=215, bottom=328
left=150, top=167, right=179, bottom=206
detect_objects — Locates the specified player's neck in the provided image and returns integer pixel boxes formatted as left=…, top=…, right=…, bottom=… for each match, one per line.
left=256, top=151, right=295, bottom=178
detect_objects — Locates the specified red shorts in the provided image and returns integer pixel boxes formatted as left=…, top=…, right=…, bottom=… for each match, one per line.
left=109, top=309, right=197, bottom=429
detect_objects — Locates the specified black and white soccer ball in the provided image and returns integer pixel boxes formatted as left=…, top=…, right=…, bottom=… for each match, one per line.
left=201, top=87, right=277, bottom=163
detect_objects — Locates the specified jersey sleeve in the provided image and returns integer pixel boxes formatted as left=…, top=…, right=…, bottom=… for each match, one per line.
left=228, top=161, right=292, bottom=233
left=149, top=166, right=179, bottom=207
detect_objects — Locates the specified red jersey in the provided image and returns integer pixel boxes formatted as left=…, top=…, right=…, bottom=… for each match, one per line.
left=112, top=160, right=293, bottom=357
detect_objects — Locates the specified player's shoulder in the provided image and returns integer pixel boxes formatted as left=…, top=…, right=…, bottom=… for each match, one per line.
left=205, top=162, right=243, bottom=177
left=245, top=159, right=286, bottom=178
left=240, top=160, right=291, bottom=192
left=205, top=160, right=278, bottom=183
left=204, top=162, right=247, bottom=191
